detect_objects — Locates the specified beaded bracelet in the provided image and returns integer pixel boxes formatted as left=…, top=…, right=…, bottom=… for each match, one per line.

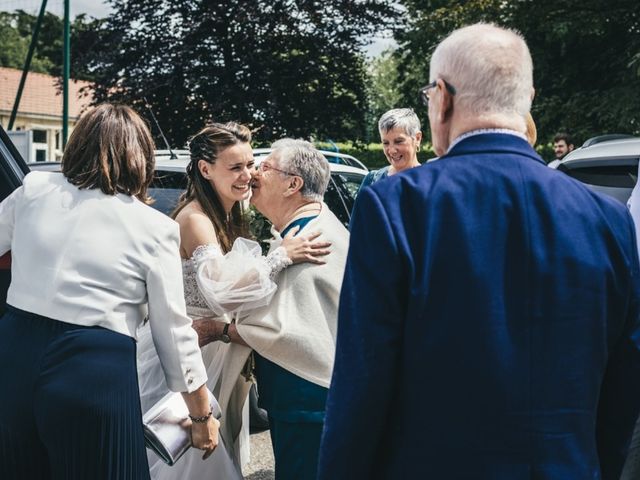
left=189, top=408, right=213, bottom=423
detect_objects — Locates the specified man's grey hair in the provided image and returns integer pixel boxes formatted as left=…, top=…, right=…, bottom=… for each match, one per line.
left=430, top=23, right=533, bottom=117
left=378, top=108, right=421, bottom=137
left=270, top=138, right=331, bottom=202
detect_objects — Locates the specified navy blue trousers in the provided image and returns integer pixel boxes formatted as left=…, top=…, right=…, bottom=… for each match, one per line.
left=0, top=306, right=150, bottom=480
left=268, top=415, right=323, bottom=480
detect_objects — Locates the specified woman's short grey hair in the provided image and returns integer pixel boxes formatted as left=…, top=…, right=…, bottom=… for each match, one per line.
left=270, top=139, right=331, bottom=202
left=430, top=23, right=533, bottom=117
left=378, top=108, right=421, bottom=137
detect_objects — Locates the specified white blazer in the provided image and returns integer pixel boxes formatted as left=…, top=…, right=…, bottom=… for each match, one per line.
left=0, top=171, right=206, bottom=393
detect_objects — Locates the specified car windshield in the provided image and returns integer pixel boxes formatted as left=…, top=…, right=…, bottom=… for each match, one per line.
left=148, top=171, right=187, bottom=215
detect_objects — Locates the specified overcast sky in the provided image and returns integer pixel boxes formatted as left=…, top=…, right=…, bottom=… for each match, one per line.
left=0, top=0, right=112, bottom=19
left=66, top=0, right=113, bottom=18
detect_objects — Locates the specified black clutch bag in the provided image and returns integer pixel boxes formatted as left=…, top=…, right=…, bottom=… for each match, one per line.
left=142, top=389, right=221, bottom=466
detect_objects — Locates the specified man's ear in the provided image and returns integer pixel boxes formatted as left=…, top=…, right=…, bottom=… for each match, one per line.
left=437, top=79, right=454, bottom=123
left=284, top=176, right=304, bottom=197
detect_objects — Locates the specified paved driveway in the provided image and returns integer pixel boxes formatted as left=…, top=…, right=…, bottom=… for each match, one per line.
left=243, top=431, right=274, bottom=480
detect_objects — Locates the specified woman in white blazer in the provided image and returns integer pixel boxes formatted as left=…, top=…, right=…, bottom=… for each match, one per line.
left=0, top=104, right=217, bottom=480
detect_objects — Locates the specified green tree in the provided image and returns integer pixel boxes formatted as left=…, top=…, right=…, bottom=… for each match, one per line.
left=394, top=0, right=512, bottom=145
left=365, top=48, right=403, bottom=142
left=0, top=11, right=53, bottom=73
left=513, top=0, right=640, bottom=143
left=82, top=0, right=397, bottom=146
left=0, top=10, right=104, bottom=81
left=395, top=0, right=640, bottom=149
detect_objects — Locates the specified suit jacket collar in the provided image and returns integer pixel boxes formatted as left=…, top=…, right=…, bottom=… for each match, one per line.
left=444, top=132, right=546, bottom=166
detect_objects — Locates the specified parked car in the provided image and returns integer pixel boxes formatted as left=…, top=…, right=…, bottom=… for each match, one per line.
left=253, top=147, right=368, bottom=171
left=549, top=135, right=640, bottom=204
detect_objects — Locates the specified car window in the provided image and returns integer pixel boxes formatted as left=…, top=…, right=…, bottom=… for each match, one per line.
left=0, top=127, right=28, bottom=202
left=557, top=160, right=638, bottom=204
left=559, top=163, right=638, bottom=188
left=336, top=172, right=365, bottom=202
left=148, top=171, right=187, bottom=215
left=324, top=171, right=365, bottom=227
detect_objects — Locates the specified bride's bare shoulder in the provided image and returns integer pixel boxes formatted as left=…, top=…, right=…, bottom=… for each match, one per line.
left=175, top=202, right=220, bottom=257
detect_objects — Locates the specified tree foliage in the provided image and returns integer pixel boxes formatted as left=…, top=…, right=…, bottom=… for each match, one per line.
left=394, top=0, right=640, bottom=148
left=81, top=0, right=397, bottom=146
left=0, top=10, right=103, bottom=80
left=0, top=10, right=54, bottom=74
left=365, top=48, right=403, bottom=142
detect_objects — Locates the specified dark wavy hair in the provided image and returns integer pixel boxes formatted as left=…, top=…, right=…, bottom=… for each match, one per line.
left=172, top=122, right=251, bottom=253
left=61, top=103, right=155, bottom=203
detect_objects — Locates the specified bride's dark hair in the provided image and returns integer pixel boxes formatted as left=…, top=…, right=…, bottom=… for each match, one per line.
left=172, top=122, right=251, bottom=253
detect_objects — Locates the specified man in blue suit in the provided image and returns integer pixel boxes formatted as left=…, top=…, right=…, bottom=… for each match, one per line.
left=318, top=23, right=640, bottom=480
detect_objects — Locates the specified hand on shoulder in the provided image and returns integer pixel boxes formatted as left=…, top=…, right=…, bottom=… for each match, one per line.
left=281, top=229, right=332, bottom=265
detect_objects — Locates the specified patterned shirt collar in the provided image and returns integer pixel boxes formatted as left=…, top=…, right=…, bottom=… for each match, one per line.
left=447, top=128, right=528, bottom=154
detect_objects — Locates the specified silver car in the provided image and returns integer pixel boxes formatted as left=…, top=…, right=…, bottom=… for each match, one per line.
left=548, top=135, right=640, bottom=204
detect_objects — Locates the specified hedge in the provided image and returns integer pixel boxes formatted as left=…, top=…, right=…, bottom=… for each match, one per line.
left=316, top=141, right=556, bottom=169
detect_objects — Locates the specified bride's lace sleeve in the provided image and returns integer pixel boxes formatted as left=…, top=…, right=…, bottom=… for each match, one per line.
left=193, top=237, right=290, bottom=317
left=265, top=245, right=293, bottom=280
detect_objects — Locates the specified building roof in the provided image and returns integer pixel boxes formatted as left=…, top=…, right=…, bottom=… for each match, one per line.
left=0, top=67, right=94, bottom=120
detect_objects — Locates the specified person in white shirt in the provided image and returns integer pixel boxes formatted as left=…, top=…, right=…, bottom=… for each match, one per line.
left=136, top=123, right=330, bottom=479
left=0, top=103, right=217, bottom=480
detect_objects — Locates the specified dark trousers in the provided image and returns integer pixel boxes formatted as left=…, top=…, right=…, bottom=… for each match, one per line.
left=269, top=415, right=323, bottom=480
left=0, top=306, right=150, bottom=480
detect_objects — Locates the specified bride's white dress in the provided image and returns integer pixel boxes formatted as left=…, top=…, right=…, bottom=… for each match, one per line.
left=136, top=238, right=289, bottom=479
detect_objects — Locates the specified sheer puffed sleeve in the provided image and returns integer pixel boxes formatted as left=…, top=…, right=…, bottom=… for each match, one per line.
left=194, top=237, right=290, bottom=317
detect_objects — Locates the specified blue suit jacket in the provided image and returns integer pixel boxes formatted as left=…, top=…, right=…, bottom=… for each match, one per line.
left=318, top=133, right=640, bottom=480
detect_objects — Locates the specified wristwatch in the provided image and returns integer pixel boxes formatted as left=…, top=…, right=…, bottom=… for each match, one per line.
left=220, top=323, right=231, bottom=344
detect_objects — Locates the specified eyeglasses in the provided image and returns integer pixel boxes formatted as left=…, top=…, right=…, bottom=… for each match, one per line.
left=419, top=79, right=457, bottom=107
left=256, top=162, right=298, bottom=176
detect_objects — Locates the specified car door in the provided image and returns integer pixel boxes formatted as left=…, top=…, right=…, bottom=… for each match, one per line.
left=325, top=171, right=365, bottom=228
left=0, top=125, right=30, bottom=314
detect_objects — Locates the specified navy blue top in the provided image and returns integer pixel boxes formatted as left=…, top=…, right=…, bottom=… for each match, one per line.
left=358, top=166, right=389, bottom=193
left=254, top=215, right=329, bottom=423
left=319, top=133, right=640, bottom=479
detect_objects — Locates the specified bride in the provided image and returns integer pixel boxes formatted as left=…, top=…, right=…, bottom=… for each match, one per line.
left=136, top=122, right=330, bottom=479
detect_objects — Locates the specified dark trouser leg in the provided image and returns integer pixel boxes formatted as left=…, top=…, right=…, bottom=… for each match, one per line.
left=34, top=325, right=150, bottom=480
left=0, top=310, right=51, bottom=479
left=269, top=415, right=324, bottom=480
